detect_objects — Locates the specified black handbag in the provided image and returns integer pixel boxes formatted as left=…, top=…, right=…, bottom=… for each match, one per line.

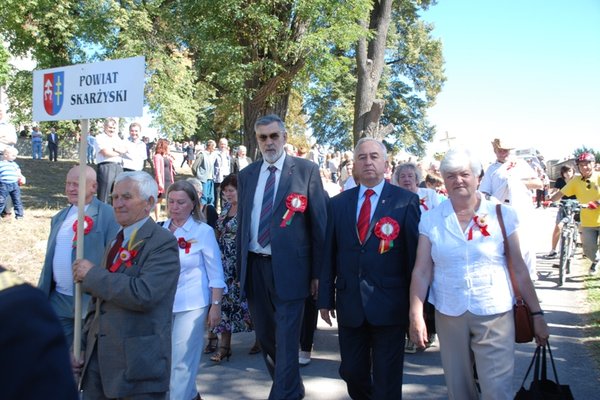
left=515, top=340, right=574, bottom=399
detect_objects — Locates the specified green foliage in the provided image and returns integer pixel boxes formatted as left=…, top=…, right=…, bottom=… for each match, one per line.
left=0, top=44, right=10, bottom=87
left=6, top=70, right=33, bottom=126
left=308, top=0, right=445, bottom=155
left=0, top=0, right=445, bottom=156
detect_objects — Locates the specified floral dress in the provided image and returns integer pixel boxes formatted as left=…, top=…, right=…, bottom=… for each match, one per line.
left=212, top=204, right=253, bottom=334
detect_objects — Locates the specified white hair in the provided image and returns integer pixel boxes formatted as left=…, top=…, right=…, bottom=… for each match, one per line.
left=354, top=138, right=387, bottom=161
left=440, top=148, right=482, bottom=177
left=114, top=171, right=158, bottom=204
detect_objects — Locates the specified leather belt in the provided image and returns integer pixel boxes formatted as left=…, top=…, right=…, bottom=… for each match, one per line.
left=249, top=251, right=271, bottom=259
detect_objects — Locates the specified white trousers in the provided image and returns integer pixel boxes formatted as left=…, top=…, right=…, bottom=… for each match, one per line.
left=168, top=306, right=208, bottom=400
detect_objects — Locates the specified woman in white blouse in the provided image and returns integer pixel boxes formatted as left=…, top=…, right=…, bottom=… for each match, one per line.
left=163, top=180, right=226, bottom=400
left=409, top=148, right=548, bottom=400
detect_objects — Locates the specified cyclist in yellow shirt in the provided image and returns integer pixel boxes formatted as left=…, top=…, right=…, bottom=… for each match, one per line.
left=551, top=152, right=600, bottom=274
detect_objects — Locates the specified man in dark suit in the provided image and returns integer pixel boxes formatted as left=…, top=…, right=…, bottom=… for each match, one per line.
left=237, top=114, right=328, bottom=400
left=47, top=127, right=59, bottom=161
left=72, top=171, right=180, bottom=399
left=318, top=138, right=420, bottom=400
left=232, top=144, right=253, bottom=174
left=38, top=165, right=119, bottom=347
left=0, top=265, right=79, bottom=399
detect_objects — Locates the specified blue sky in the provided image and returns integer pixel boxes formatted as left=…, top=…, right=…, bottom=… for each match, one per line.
left=421, top=0, right=600, bottom=162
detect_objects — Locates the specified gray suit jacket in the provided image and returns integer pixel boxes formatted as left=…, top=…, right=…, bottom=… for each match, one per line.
left=80, top=218, right=180, bottom=398
left=38, top=197, right=119, bottom=314
left=236, top=155, right=328, bottom=301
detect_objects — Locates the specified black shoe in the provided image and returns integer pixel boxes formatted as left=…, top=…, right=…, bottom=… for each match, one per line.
left=545, top=250, right=558, bottom=259
left=590, top=263, right=597, bottom=275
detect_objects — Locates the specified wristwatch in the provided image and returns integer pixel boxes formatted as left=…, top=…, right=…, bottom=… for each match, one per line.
left=212, top=300, right=221, bottom=306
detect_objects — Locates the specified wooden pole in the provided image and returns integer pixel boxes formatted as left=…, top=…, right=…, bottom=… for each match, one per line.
left=73, top=119, right=89, bottom=358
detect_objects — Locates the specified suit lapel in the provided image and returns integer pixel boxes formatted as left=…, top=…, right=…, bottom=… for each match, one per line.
left=273, top=155, right=294, bottom=212
left=346, top=187, right=361, bottom=243
left=244, top=162, right=261, bottom=207
left=365, top=182, right=392, bottom=244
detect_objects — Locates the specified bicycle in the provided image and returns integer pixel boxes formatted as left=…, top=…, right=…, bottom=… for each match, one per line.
left=557, top=199, right=581, bottom=286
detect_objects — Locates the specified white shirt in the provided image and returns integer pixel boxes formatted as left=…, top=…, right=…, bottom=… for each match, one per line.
left=0, top=119, right=17, bottom=152
left=249, top=153, right=286, bottom=254
left=52, top=205, right=90, bottom=296
left=479, top=159, right=537, bottom=210
left=417, top=187, right=442, bottom=211
left=356, top=180, right=385, bottom=222
left=237, top=157, right=249, bottom=171
left=122, top=138, right=147, bottom=171
left=94, top=132, right=124, bottom=164
left=420, top=196, right=519, bottom=316
left=216, top=150, right=231, bottom=181
left=163, top=216, right=226, bottom=312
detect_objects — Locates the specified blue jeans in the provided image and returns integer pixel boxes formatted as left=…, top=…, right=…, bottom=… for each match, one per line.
left=32, top=142, right=42, bottom=159
left=0, top=181, right=24, bottom=217
left=87, top=146, right=95, bottom=164
left=201, top=179, right=214, bottom=206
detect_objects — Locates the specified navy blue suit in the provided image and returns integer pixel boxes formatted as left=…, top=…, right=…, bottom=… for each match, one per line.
left=237, top=155, right=327, bottom=400
left=318, top=182, right=420, bottom=400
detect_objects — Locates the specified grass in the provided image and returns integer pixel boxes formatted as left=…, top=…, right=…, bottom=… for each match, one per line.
left=586, top=272, right=600, bottom=368
left=0, top=155, right=192, bottom=284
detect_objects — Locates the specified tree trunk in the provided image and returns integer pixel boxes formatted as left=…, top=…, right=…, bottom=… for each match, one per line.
left=353, top=0, right=393, bottom=146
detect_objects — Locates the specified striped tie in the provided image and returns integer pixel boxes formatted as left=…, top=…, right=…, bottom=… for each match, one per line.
left=257, top=165, right=277, bottom=247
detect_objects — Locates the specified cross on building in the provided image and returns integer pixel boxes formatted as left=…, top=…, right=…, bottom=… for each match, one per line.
left=439, top=131, right=456, bottom=149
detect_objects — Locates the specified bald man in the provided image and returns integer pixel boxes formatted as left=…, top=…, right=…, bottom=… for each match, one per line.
left=38, top=166, right=120, bottom=346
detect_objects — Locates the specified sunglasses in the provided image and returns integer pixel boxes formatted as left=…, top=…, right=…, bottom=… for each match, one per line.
left=257, top=132, right=282, bottom=142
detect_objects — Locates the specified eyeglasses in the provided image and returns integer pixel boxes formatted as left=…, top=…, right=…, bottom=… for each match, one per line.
left=257, top=132, right=281, bottom=142
left=586, top=179, right=591, bottom=189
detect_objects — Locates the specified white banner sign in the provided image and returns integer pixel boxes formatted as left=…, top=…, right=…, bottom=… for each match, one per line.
left=32, top=56, right=145, bottom=121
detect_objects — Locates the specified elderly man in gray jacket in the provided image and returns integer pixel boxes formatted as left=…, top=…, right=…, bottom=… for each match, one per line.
left=73, top=171, right=180, bottom=399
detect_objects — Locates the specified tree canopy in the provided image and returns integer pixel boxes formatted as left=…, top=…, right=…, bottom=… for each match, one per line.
left=0, top=0, right=445, bottom=157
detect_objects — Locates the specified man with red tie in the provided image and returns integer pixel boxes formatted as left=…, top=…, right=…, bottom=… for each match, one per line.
left=72, top=171, right=180, bottom=399
left=318, top=138, right=420, bottom=399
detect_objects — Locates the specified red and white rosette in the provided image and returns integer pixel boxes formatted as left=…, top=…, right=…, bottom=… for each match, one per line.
left=280, top=193, right=307, bottom=227
left=72, top=215, right=94, bottom=247
left=468, top=214, right=490, bottom=240
left=374, top=217, right=400, bottom=254
left=109, top=248, right=139, bottom=272
left=177, top=237, right=196, bottom=254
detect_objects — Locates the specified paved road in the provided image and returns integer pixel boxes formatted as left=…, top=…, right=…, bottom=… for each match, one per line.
left=195, top=206, right=600, bottom=399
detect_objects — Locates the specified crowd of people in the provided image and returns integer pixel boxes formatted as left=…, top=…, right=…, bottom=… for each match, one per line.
left=1, top=106, right=599, bottom=399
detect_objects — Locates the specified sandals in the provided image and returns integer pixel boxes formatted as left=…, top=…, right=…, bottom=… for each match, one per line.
left=203, top=335, right=218, bottom=354
left=248, top=342, right=261, bottom=355
left=210, top=346, right=232, bottom=362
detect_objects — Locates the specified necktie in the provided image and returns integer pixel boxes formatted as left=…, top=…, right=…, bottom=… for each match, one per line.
left=357, top=189, right=375, bottom=243
left=257, top=165, right=277, bottom=247
left=106, top=230, right=124, bottom=271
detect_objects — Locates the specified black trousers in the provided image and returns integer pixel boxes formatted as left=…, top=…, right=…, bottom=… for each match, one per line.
left=96, top=162, right=123, bottom=203
left=246, top=253, right=305, bottom=400
left=338, top=321, right=406, bottom=400
left=300, top=296, right=318, bottom=352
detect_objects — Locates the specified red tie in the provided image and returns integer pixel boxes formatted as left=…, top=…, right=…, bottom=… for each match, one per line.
left=357, top=189, right=375, bottom=243
left=106, top=230, right=124, bottom=271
